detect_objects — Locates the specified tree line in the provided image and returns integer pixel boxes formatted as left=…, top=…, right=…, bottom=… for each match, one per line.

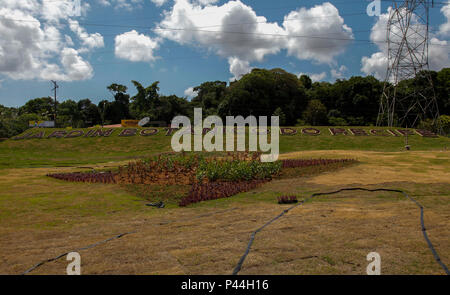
left=1, top=67, right=449, bottom=138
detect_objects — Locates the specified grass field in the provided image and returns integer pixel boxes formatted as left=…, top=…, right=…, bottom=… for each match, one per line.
left=1, top=126, right=449, bottom=168
left=0, top=127, right=449, bottom=275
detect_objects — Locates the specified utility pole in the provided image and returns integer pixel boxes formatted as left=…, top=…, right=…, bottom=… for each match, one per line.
left=51, top=80, right=59, bottom=127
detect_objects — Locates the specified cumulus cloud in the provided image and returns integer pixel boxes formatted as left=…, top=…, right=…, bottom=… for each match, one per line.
left=69, top=20, right=104, bottom=52
left=151, top=0, right=168, bottom=6
left=155, top=0, right=352, bottom=79
left=439, top=4, right=450, bottom=36
left=184, top=86, right=198, bottom=98
left=283, top=2, right=354, bottom=64
left=194, top=0, right=220, bottom=5
left=59, top=48, right=93, bottom=80
left=98, top=0, right=143, bottom=10
left=41, top=0, right=90, bottom=22
left=114, top=30, right=160, bottom=62
left=298, top=72, right=327, bottom=82
left=429, top=37, right=450, bottom=70
left=361, top=7, right=450, bottom=80
left=228, top=57, right=252, bottom=80
left=0, top=3, right=95, bottom=81
left=97, top=0, right=111, bottom=6
left=331, top=65, right=348, bottom=80
left=361, top=52, right=388, bottom=80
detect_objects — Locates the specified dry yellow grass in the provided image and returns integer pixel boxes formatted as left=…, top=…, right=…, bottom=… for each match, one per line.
left=0, top=150, right=448, bottom=274
left=280, top=150, right=450, bottom=185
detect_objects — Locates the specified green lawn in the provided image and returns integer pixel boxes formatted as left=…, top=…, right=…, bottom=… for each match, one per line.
left=0, top=126, right=448, bottom=168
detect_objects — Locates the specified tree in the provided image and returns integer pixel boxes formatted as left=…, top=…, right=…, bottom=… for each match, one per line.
left=191, top=81, right=227, bottom=116
left=303, top=99, right=328, bottom=126
left=272, top=107, right=286, bottom=126
left=106, top=83, right=130, bottom=122
left=98, top=100, right=110, bottom=126
left=219, top=68, right=307, bottom=125
left=19, top=97, right=55, bottom=119
left=299, top=74, right=312, bottom=89
left=330, top=76, right=382, bottom=125
left=58, top=100, right=80, bottom=127
left=130, top=80, right=160, bottom=119
left=436, top=68, right=450, bottom=115
left=78, top=99, right=100, bottom=127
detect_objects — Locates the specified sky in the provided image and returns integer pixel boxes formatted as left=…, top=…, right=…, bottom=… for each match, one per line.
left=0, top=0, right=449, bottom=107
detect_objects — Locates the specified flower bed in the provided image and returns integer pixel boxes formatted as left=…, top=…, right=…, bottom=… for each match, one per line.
left=179, top=180, right=267, bottom=207
left=280, top=158, right=355, bottom=168
left=47, top=171, right=117, bottom=184
left=46, top=154, right=357, bottom=206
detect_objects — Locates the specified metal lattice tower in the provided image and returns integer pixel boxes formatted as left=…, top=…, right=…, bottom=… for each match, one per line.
left=377, top=0, right=440, bottom=128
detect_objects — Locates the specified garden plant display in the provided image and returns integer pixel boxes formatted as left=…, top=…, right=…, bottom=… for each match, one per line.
left=47, top=171, right=117, bottom=184
left=280, top=158, right=355, bottom=169
left=277, top=195, right=299, bottom=204
left=179, top=180, right=268, bottom=207
left=47, top=152, right=357, bottom=206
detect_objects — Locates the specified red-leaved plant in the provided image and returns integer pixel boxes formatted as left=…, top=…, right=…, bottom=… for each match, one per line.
left=277, top=195, right=298, bottom=204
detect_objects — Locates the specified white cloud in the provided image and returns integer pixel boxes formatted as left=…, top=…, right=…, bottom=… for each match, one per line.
left=361, top=7, right=450, bottom=80
left=310, top=72, right=327, bottom=82
left=429, top=37, right=450, bottom=70
left=99, top=0, right=143, bottom=10
left=439, top=4, right=450, bottom=36
left=60, top=48, right=93, bottom=80
left=228, top=57, right=252, bottom=81
left=151, top=0, right=168, bottom=6
left=114, top=30, right=160, bottom=62
left=283, top=2, right=354, bottom=64
left=194, top=0, right=220, bottom=5
left=69, top=20, right=104, bottom=52
left=41, top=0, right=90, bottom=23
left=0, top=4, right=94, bottom=82
left=155, top=0, right=352, bottom=79
left=184, top=86, right=198, bottom=98
left=299, top=72, right=327, bottom=82
left=361, top=52, right=387, bottom=80
left=331, top=65, right=348, bottom=79
left=97, top=0, right=111, bottom=6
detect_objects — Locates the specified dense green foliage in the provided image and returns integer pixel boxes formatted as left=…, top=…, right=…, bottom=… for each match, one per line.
left=197, top=159, right=282, bottom=182
left=1, top=67, right=449, bottom=138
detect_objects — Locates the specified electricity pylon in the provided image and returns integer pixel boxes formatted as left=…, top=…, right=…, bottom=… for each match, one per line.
left=377, top=0, right=440, bottom=130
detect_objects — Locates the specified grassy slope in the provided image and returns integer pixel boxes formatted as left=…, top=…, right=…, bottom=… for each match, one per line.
left=0, top=150, right=448, bottom=274
left=1, top=126, right=449, bottom=168
left=1, top=126, right=449, bottom=274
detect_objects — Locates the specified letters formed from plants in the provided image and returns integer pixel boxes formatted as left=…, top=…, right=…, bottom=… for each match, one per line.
left=13, top=127, right=439, bottom=140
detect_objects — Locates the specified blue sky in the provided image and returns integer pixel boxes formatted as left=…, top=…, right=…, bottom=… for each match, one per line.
left=0, top=0, right=449, bottom=107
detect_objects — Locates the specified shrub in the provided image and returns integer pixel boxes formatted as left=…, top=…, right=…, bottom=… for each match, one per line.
left=277, top=195, right=298, bottom=204
left=196, top=159, right=282, bottom=182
